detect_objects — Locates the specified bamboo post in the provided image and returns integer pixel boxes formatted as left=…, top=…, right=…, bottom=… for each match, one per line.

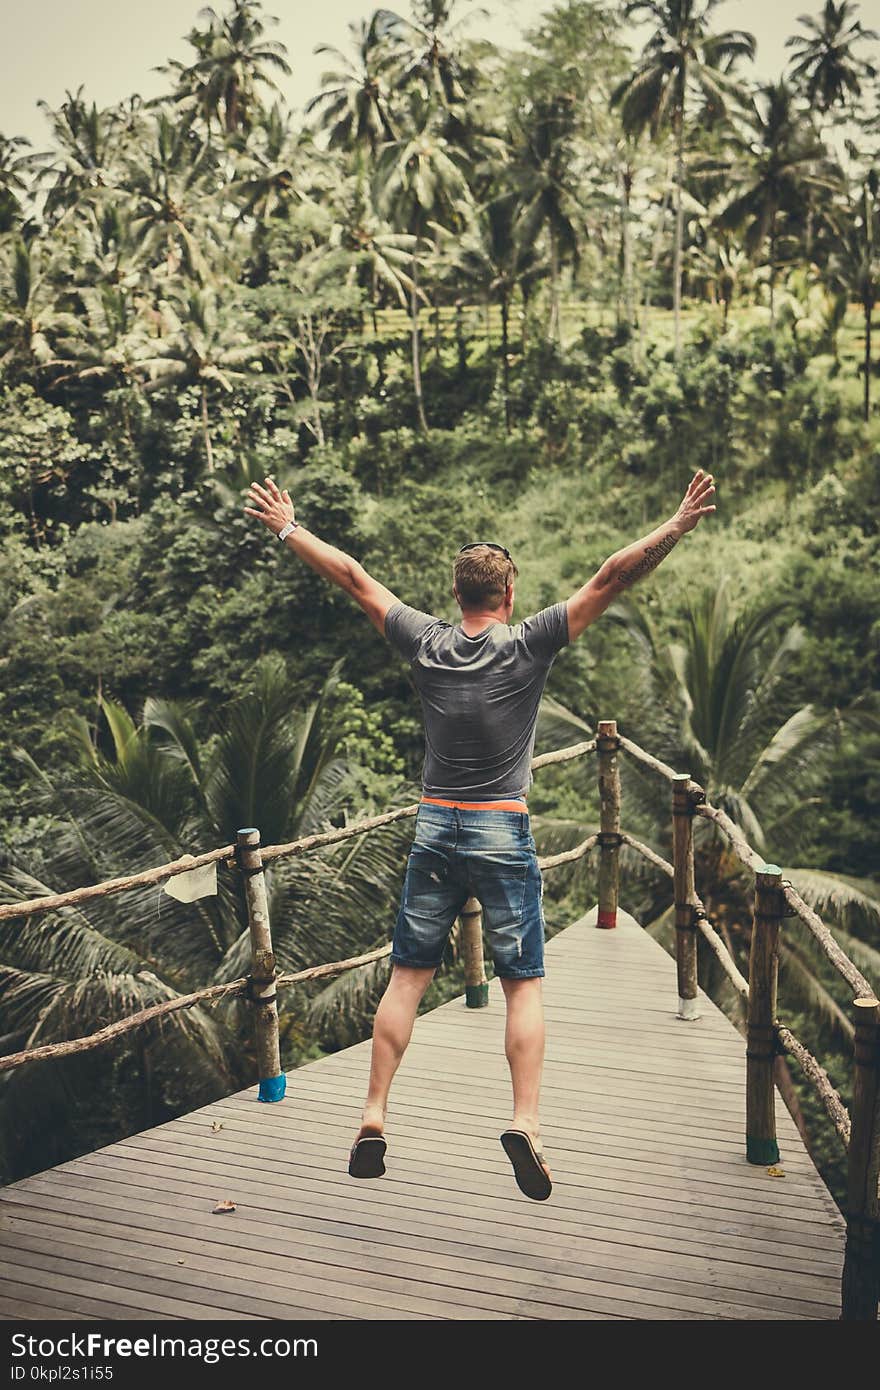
left=841, top=996, right=880, bottom=1321
left=672, top=773, right=700, bottom=1021
left=745, top=864, right=784, bottom=1164
left=596, top=720, right=621, bottom=929
left=460, top=896, right=489, bottom=1008
left=237, top=828, right=285, bottom=1103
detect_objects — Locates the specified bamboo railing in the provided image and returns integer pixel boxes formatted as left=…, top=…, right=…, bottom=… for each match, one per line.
left=0, top=722, right=877, bottom=1319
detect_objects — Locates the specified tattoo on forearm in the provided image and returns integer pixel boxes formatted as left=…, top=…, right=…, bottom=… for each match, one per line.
left=616, top=531, right=679, bottom=587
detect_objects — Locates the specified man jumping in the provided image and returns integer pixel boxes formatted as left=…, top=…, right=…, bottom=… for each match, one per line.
left=244, top=469, right=716, bottom=1200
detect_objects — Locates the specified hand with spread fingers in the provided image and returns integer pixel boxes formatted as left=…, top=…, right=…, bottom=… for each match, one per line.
left=244, top=476, right=295, bottom=537
left=671, top=468, right=717, bottom=534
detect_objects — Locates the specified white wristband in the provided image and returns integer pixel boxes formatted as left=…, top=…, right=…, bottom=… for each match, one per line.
left=278, top=520, right=299, bottom=542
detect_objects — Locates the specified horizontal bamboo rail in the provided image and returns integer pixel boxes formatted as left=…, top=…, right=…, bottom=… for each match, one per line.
left=0, top=944, right=395, bottom=1074
left=616, top=735, right=704, bottom=800
left=0, top=738, right=601, bottom=926
left=695, top=911, right=750, bottom=1000
left=620, top=830, right=673, bottom=878
left=781, top=882, right=874, bottom=1001
left=696, top=802, right=874, bottom=998
left=620, top=832, right=749, bottom=998
left=694, top=801, right=767, bottom=875
left=777, top=1023, right=852, bottom=1147
left=0, top=835, right=600, bottom=1074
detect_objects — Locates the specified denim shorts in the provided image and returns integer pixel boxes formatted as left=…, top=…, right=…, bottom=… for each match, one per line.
left=390, top=802, right=546, bottom=980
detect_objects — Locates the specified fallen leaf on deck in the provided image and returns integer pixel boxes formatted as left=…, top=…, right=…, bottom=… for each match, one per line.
left=212, top=1198, right=236, bottom=1214
left=211, top=1121, right=223, bottom=1133
left=766, top=1166, right=786, bottom=1178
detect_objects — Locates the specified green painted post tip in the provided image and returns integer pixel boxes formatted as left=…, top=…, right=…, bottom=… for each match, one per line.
left=465, top=983, right=489, bottom=1009
left=759, top=863, right=782, bottom=874
left=746, top=1135, right=780, bottom=1165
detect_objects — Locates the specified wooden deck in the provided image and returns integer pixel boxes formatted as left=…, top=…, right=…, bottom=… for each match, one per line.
left=0, top=907, right=847, bottom=1321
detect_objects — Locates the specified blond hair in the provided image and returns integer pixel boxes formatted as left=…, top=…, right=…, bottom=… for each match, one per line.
left=453, top=546, right=519, bottom=609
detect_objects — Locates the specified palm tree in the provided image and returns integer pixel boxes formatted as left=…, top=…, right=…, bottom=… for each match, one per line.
left=334, top=172, right=417, bottom=335
left=0, top=654, right=413, bottom=1178
left=155, top=0, right=292, bottom=138
left=40, top=284, right=150, bottom=397
left=785, top=3, right=878, bottom=260
left=228, top=102, right=297, bottom=223
left=34, top=87, right=123, bottom=223
left=122, top=110, right=222, bottom=285
left=828, top=171, right=879, bottom=421
left=717, top=81, right=842, bottom=325
left=306, top=13, right=400, bottom=157
left=690, top=234, right=752, bottom=325
left=373, top=106, right=473, bottom=430
left=507, top=95, right=581, bottom=345
left=0, top=237, right=81, bottom=377
left=0, top=135, right=48, bottom=236
left=612, top=0, right=755, bottom=361
left=381, top=0, right=484, bottom=113
left=786, top=0, right=878, bottom=116
left=455, top=190, right=539, bottom=427
left=137, top=285, right=264, bottom=470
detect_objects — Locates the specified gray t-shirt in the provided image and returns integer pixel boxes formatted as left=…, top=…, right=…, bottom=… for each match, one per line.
left=384, top=600, right=570, bottom=800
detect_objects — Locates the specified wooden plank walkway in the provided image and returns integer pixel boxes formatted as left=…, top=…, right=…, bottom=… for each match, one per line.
left=0, top=907, right=846, bottom=1321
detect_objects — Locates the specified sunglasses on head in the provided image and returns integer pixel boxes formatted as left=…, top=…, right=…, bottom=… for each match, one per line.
left=457, top=542, right=512, bottom=560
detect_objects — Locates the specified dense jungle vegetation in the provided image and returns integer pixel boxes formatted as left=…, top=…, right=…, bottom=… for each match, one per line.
left=1, top=0, right=879, bottom=1210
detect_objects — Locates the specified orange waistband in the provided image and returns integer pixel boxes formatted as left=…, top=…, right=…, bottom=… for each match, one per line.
left=420, top=795, right=528, bottom=812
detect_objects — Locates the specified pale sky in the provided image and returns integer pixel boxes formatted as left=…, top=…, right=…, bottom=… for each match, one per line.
left=3, top=0, right=877, bottom=149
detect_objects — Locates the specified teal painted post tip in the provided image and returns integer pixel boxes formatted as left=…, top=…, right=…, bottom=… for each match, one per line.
left=237, top=827, right=260, bottom=836
left=759, top=863, right=782, bottom=874
left=258, top=1073, right=287, bottom=1103
left=746, top=1134, right=780, bottom=1165
left=465, top=983, right=490, bottom=1008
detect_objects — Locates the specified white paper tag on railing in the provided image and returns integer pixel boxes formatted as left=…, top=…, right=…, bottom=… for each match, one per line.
left=163, top=858, right=218, bottom=903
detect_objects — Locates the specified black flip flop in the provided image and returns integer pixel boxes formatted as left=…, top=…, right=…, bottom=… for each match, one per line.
left=348, top=1130, right=387, bottom=1179
left=500, top=1128, right=552, bottom=1201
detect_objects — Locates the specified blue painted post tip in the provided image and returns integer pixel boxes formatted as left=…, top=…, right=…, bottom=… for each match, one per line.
left=237, top=827, right=260, bottom=836
left=258, top=1074, right=286, bottom=1103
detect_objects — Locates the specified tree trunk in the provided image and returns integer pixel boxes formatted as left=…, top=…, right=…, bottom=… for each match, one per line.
left=370, top=265, right=379, bottom=337
left=200, top=383, right=214, bottom=473
left=410, top=260, right=428, bottom=433
left=225, top=77, right=239, bottom=134
left=641, top=157, right=674, bottom=359
left=548, top=224, right=560, bottom=344
left=864, top=296, right=872, bottom=423
left=621, top=164, right=635, bottom=332
left=500, top=290, right=511, bottom=433
left=455, top=300, right=467, bottom=379
left=310, top=385, right=324, bottom=445
left=769, top=215, right=777, bottom=328
left=673, top=107, right=685, bottom=364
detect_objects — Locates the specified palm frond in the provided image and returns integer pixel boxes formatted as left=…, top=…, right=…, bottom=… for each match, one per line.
left=305, top=949, right=392, bottom=1048
left=781, top=867, right=880, bottom=946
left=778, top=940, right=854, bottom=1044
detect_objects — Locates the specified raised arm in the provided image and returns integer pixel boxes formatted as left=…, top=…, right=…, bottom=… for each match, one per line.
left=565, top=469, right=716, bottom=642
left=244, top=476, right=401, bottom=637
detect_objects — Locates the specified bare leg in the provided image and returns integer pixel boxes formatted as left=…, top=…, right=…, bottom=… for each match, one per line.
left=358, top=964, right=435, bottom=1136
left=500, top=976, right=551, bottom=1179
